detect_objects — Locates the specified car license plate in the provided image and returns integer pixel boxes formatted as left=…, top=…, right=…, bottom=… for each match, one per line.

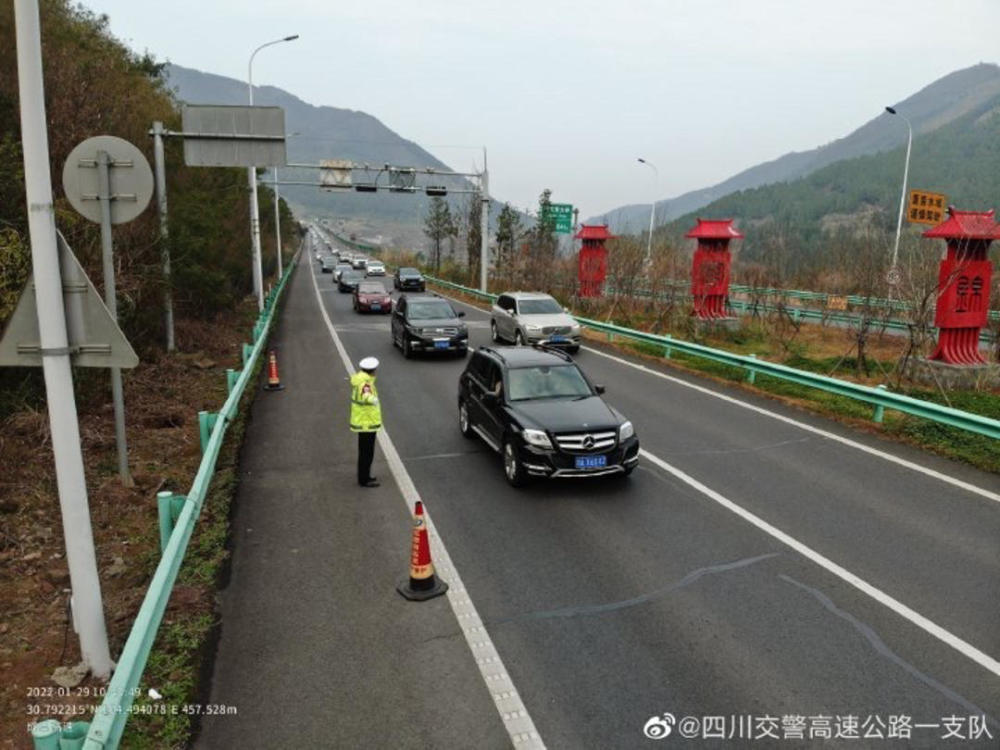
left=371, top=304, right=381, bottom=311
left=434, top=340, right=449, bottom=349
left=549, top=335, right=567, bottom=343
left=575, top=455, right=607, bottom=469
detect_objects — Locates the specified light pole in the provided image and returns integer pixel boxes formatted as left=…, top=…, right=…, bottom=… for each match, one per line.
left=270, top=132, right=299, bottom=282
left=885, top=106, right=912, bottom=286
left=248, top=34, right=298, bottom=310
left=637, top=157, right=658, bottom=267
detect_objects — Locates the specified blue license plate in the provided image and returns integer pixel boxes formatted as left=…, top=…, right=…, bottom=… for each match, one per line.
left=549, top=335, right=567, bottom=343
left=371, top=304, right=381, bottom=311
left=575, top=455, right=607, bottom=469
left=434, top=340, right=449, bottom=349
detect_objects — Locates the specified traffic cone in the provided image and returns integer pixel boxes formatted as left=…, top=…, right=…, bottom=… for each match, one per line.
left=397, top=501, right=448, bottom=601
left=263, top=349, right=285, bottom=390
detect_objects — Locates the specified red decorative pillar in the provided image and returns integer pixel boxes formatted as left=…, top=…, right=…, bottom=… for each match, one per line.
left=686, top=218, right=743, bottom=319
left=575, top=224, right=612, bottom=298
left=923, top=208, right=998, bottom=365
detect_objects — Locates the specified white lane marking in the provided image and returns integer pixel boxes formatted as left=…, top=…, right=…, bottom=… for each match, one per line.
left=438, top=293, right=1000, bottom=505
left=640, top=447, right=1000, bottom=678
left=310, top=265, right=546, bottom=749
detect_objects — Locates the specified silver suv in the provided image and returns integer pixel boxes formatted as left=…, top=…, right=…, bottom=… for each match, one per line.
left=490, top=292, right=581, bottom=353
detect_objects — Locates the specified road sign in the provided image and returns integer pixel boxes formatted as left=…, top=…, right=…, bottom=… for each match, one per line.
left=320, top=159, right=353, bottom=189
left=181, top=104, right=287, bottom=167
left=826, top=295, right=848, bottom=311
left=0, top=232, right=138, bottom=368
left=543, top=203, right=574, bottom=234
left=62, top=136, right=153, bottom=224
left=907, top=189, right=947, bottom=225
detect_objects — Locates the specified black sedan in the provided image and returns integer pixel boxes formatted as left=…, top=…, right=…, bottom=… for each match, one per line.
left=391, top=295, right=468, bottom=358
left=338, top=269, right=365, bottom=293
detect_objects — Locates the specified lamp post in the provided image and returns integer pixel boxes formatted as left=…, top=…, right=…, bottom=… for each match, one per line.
left=637, top=157, right=658, bottom=267
left=885, top=106, right=912, bottom=287
left=247, top=34, right=298, bottom=310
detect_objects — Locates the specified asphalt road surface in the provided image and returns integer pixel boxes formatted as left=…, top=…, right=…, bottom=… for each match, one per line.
left=198, top=240, right=999, bottom=749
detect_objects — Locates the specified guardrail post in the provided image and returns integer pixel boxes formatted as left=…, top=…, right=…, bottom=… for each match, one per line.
left=30, top=719, right=62, bottom=749
left=663, top=334, right=672, bottom=359
left=872, top=384, right=888, bottom=423
left=226, top=368, right=239, bottom=394
left=792, top=308, right=801, bottom=322
left=198, top=411, right=219, bottom=454
left=242, top=343, right=252, bottom=366
left=746, top=353, right=757, bottom=384
left=156, top=492, right=186, bottom=554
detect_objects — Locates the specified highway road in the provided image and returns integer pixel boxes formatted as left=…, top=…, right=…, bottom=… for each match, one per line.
left=200, top=233, right=999, bottom=749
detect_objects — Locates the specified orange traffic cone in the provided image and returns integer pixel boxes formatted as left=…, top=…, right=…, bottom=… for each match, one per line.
left=263, top=349, right=285, bottom=391
left=397, top=501, right=448, bottom=601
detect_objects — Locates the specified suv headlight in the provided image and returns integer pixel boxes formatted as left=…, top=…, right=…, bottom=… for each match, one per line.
left=521, top=428, right=553, bottom=449
left=570, top=324, right=581, bottom=334
left=619, top=421, right=634, bottom=440
left=525, top=324, right=542, bottom=332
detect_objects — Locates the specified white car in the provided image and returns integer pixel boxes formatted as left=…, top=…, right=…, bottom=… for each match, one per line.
left=366, top=261, right=386, bottom=276
left=491, top=291, right=581, bottom=353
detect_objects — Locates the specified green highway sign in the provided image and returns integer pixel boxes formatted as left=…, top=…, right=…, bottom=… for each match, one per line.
left=543, top=203, right=574, bottom=234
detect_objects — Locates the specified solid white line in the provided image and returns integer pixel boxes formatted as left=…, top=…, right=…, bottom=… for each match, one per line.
left=440, top=291, right=999, bottom=505
left=639, top=447, right=1000, bottom=679
left=309, top=265, right=546, bottom=749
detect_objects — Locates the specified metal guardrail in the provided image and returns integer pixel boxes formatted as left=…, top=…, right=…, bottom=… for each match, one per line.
left=30, top=256, right=298, bottom=750
left=426, top=276, right=1000, bottom=441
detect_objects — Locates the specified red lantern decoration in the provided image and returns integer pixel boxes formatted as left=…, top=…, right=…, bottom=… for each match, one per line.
left=575, top=224, right=613, bottom=298
left=686, top=218, right=743, bottom=319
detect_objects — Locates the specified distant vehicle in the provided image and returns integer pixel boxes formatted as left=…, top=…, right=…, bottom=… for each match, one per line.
left=458, top=346, right=638, bottom=487
left=320, top=256, right=338, bottom=273
left=338, top=270, right=364, bottom=292
left=393, top=267, right=425, bottom=292
left=333, top=263, right=353, bottom=281
left=354, top=281, right=392, bottom=314
left=491, top=292, right=580, bottom=353
left=365, top=261, right=386, bottom=276
left=352, top=257, right=368, bottom=270
left=391, top=294, right=468, bottom=358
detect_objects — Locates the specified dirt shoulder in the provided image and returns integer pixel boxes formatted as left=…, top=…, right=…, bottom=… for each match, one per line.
left=0, top=301, right=257, bottom=749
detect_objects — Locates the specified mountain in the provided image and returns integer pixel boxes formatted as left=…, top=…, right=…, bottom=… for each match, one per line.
left=163, top=64, right=491, bottom=243
left=590, top=63, right=1000, bottom=231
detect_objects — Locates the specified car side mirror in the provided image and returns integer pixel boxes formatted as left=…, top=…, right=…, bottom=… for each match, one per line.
left=458, top=311, right=466, bottom=317
left=483, top=391, right=498, bottom=405
left=595, top=385, right=605, bottom=394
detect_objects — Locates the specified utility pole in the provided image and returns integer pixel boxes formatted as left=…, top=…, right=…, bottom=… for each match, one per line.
left=14, top=0, right=112, bottom=678
left=151, top=121, right=174, bottom=352
left=273, top=168, right=283, bottom=279
left=479, top=148, right=489, bottom=293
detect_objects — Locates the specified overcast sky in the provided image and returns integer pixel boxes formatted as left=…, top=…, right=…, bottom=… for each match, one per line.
left=84, top=0, right=999, bottom=219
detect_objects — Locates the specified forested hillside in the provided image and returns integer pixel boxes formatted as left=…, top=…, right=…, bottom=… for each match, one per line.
left=661, top=93, right=1000, bottom=273
left=0, top=2, right=294, bottom=415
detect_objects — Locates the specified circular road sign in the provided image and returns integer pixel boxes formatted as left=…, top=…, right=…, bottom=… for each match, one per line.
left=885, top=265, right=902, bottom=286
left=62, top=135, right=154, bottom=225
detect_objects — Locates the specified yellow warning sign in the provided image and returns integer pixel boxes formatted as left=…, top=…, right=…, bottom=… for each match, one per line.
left=907, top=190, right=947, bottom=225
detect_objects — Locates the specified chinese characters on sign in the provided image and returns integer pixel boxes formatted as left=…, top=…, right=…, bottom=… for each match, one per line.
left=542, top=203, right=574, bottom=234
left=907, top=190, right=947, bottom=225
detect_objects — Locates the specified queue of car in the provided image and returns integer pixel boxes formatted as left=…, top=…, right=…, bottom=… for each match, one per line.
left=311, top=240, right=640, bottom=488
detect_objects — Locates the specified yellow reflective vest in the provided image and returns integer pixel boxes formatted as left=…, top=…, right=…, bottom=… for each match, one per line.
left=350, top=371, right=382, bottom=432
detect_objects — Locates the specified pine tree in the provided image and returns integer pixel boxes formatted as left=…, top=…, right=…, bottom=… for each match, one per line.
left=423, top=197, right=452, bottom=272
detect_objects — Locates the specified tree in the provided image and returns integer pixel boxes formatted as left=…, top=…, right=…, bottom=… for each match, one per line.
left=495, top=203, right=523, bottom=282
left=524, top=189, right=559, bottom=289
left=423, top=197, right=452, bottom=272
left=465, top=189, right=483, bottom=286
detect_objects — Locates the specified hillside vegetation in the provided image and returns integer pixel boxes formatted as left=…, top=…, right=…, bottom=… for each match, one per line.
left=660, top=94, right=1000, bottom=274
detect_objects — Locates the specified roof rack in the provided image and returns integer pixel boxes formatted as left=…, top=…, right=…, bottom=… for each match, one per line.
left=531, top=342, right=572, bottom=361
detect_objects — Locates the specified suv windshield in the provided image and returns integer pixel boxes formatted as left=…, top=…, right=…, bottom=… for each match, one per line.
left=399, top=268, right=421, bottom=277
left=507, top=364, right=592, bottom=401
left=517, top=298, right=562, bottom=314
left=358, top=282, right=384, bottom=293
left=342, top=271, right=363, bottom=281
left=407, top=301, right=455, bottom=320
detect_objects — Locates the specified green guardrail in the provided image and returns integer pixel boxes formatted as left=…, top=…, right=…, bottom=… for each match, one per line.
left=329, top=229, right=377, bottom=254
left=426, top=276, right=1000, bottom=441
left=29, top=254, right=299, bottom=750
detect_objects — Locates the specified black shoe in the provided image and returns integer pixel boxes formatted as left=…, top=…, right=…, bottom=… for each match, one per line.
left=360, top=479, right=380, bottom=488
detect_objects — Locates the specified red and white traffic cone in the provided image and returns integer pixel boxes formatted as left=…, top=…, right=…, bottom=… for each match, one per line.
left=397, top=501, right=448, bottom=601
left=263, top=348, right=285, bottom=391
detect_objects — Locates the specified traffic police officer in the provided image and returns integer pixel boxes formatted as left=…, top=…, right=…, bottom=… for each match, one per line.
left=350, top=356, right=382, bottom=487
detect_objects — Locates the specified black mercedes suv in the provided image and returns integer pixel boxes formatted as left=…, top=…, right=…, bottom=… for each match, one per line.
left=391, top=294, right=468, bottom=358
left=458, top=346, right=639, bottom=487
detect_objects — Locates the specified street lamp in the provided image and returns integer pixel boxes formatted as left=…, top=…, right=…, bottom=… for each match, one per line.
left=637, top=157, right=658, bottom=267
left=247, top=34, right=298, bottom=310
left=885, top=106, right=912, bottom=286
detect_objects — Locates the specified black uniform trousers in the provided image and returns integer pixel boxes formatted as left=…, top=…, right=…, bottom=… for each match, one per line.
left=357, top=431, right=377, bottom=484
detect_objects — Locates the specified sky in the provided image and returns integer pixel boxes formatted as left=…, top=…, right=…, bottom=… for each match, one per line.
left=83, top=0, right=1000, bottom=220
